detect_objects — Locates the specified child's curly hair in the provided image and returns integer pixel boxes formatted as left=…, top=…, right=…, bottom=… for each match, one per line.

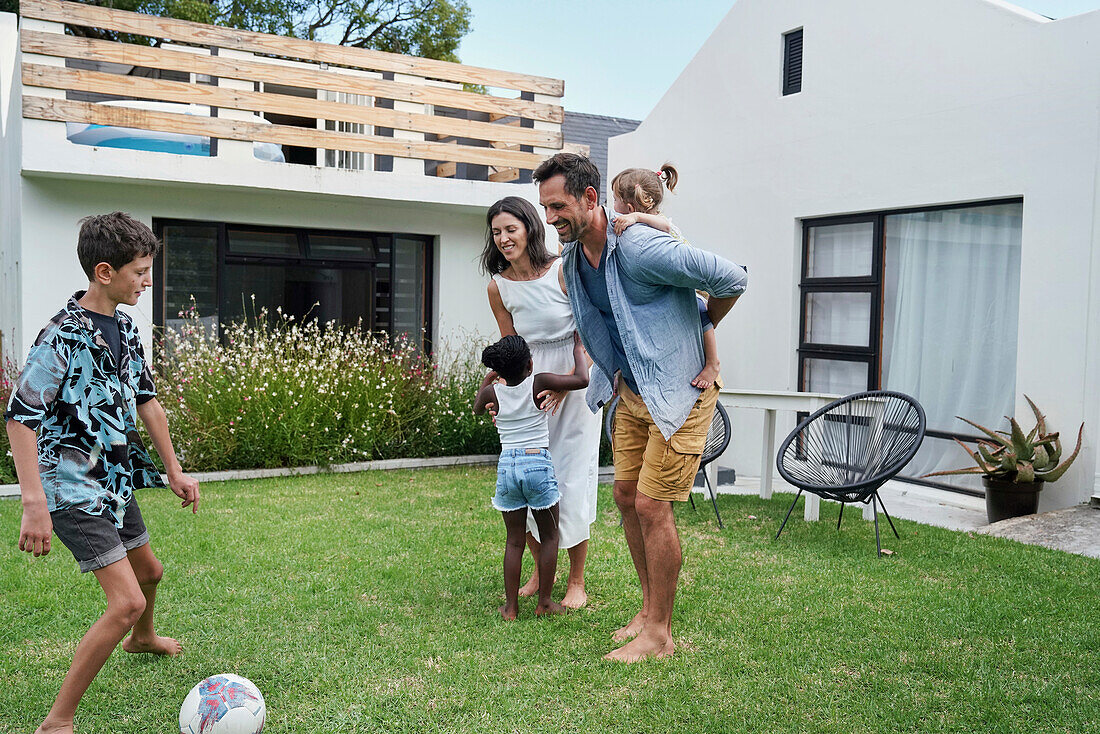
left=611, top=163, right=679, bottom=214
left=481, top=335, right=531, bottom=383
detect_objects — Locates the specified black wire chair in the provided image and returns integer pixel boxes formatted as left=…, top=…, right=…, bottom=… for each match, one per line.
left=604, top=397, right=732, bottom=528
left=774, top=390, right=926, bottom=555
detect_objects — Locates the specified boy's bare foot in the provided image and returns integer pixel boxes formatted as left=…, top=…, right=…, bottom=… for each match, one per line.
left=603, top=632, right=675, bottom=663
left=691, top=364, right=720, bottom=390
left=534, top=600, right=566, bottom=616
left=499, top=603, right=518, bottom=621
left=35, top=719, right=74, bottom=734
left=611, top=611, right=646, bottom=642
left=122, top=633, right=182, bottom=656
left=561, top=584, right=587, bottom=609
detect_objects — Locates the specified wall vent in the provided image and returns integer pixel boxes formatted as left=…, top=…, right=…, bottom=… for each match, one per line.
left=783, top=29, right=803, bottom=96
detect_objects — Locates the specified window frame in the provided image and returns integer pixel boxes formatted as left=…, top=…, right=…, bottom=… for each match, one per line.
left=153, top=219, right=434, bottom=350
left=798, top=213, right=882, bottom=394
left=799, top=198, right=1023, bottom=496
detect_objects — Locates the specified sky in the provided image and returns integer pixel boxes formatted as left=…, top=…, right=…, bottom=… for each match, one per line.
left=456, top=0, right=1100, bottom=121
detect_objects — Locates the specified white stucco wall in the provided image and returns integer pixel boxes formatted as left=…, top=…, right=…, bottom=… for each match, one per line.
left=14, top=176, right=508, bottom=369
left=0, top=13, right=20, bottom=365
left=610, top=0, right=1100, bottom=507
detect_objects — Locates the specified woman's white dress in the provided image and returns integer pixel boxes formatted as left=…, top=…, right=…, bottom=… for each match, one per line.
left=492, top=258, right=601, bottom=548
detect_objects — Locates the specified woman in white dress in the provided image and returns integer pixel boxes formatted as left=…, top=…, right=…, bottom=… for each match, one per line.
left=481, top=196, right=601, bottom=608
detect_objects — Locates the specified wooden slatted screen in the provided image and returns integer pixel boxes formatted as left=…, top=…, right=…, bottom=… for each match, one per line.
left=18, top=0, right=565, bottom=172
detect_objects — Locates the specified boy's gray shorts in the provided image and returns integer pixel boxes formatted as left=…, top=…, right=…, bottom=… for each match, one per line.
left=50, top=497, right=150, bottom=573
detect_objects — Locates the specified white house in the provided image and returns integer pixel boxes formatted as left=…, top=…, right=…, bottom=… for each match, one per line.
left=1, top=0, right=577, bottom=375
left=610, top=0, right=1100, bottom=510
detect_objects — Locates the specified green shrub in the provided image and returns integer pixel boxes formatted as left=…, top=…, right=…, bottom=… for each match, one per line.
left=156, top=305, right=497, bottom=472
left=0, top=358, right=16, bottom=484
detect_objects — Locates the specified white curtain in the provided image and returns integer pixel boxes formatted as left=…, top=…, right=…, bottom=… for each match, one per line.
left=880, top=203, right=1022, bottom=485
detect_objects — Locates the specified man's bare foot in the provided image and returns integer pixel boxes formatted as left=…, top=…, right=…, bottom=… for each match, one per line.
left=517, top=573, right=539, bottom=597
left=122, top=633, right=182, bottom=656
left=534, top=600, right=566, bottom=616
left=499, top=603, right=518, bottom=621
left=691, top=364, right=720, bottom=390
left=603, top=632, right=675, bottom=663
left=611, top=611, right=646, bottom=642
left=561, top=584, right=587, bottom=609
left=35, top=719, right=74, bottom=734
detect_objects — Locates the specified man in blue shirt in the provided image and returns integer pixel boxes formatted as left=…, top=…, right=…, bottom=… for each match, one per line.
left=534, top=153, right=747, bottom=662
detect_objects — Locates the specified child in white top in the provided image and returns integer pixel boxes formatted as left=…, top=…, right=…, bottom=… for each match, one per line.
left=474, top=332, right=588, bottom=620
left=610, top=163, right=721, bottom=389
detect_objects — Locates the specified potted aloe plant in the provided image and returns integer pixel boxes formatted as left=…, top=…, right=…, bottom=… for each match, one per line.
left=925, top=395, right=1084, bottom=523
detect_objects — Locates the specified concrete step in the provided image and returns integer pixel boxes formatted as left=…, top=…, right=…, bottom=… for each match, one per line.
left=694, top=465, right=736, bottom=487
left=1092, top=495, right=1100, bottom=509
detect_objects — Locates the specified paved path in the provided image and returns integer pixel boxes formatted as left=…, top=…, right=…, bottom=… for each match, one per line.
left=978, top=504, right=1100, bottom=559
left=710, top=476, right=1100, bottom=560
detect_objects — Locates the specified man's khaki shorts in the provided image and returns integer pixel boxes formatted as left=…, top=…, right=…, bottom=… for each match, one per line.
left=612, top=381, right=720, bottom=502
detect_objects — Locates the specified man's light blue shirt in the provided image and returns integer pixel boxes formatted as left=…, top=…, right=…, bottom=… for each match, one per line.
left=561, top=208, right=748, bottom=439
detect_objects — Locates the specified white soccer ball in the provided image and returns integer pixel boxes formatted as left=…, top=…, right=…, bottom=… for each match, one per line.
left=179, top=674, right=266, bottom=734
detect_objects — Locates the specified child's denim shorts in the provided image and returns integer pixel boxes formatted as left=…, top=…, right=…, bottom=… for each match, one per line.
left=493, top=448, right=560, bottom=512
left=51, top=495, right=150, bottom=573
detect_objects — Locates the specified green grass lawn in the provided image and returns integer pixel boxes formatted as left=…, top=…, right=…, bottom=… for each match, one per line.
left=2, top=467, right=1099, bottom=733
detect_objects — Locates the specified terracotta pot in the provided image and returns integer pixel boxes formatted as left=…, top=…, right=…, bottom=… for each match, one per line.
left=982, top=476, right=1044, bottom=524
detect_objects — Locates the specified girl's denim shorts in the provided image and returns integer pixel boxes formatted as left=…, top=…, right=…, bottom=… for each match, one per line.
left=493, top=448, right=560, bottom=512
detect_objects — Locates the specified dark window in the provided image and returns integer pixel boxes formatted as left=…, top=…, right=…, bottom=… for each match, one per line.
left=783, top=29, right=803, bottom=96
left=154, top=221, right=433, bottom=350
left=226, top=227, right=301, bottom=257
left=158, top=222, right=218, bottom=324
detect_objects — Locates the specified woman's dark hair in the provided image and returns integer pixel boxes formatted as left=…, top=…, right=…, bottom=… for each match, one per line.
left=479, top=196, right=556, bottom=276
left=481, top=334, right=531, bottom=383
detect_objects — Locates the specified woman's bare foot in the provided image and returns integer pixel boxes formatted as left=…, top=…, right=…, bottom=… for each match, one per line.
left=517, top=573, right=539, bottom=597
left=534, top=600, right=566, bottom=616
left=122, top=633, right=182, bottom=656
left=561, top=583, right=588, bottom=609
left=519, top=572, right=557, bottom=597
left=691, top=364, right=720, bottom=389
left=603, top=631, right=675, bottom=663
left=499, top=603, right=518, bottom=621
left=35, top=719, right=74, bottom=734
left=611, top=611, right=646, bottom=642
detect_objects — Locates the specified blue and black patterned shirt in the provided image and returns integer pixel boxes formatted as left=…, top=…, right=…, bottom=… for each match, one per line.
left=5, top=292, right=165, bottom=525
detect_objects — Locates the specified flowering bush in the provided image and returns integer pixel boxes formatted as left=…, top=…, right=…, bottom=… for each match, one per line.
left=156, top=305, right=498, bottom=472
left=0, top=306, right=607, bottom=482
left=0, top=358, right=16, bottom=484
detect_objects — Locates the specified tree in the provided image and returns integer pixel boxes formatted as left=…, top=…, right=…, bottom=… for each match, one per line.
left=26, top=0, right=472, bottom=62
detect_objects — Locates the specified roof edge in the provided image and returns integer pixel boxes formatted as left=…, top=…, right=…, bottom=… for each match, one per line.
left=978, top=0, right=1054, bottom=23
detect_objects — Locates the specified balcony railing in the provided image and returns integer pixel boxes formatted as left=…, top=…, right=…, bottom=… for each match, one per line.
left=18, top=0, right=564, bottom=181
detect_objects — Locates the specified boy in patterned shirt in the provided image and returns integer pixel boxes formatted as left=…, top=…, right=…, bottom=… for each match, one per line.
left=5, top=212, right=200, bottom=734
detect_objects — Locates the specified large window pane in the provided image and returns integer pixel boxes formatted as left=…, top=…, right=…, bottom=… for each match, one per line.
left=803, top=291, right=872, bottom=347
left=157, top=221, right=430, bottom=349
left=391, top=236, right=427, bottom=346
left=881, top=202, right=1022, bottom=480
left=805, top=221, right=874, bottom=278
left=221, top=263, right=374, bottom=327
left=804, top=358, right=868, bottom=395
left=162, top=223, right=218, bottom=335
